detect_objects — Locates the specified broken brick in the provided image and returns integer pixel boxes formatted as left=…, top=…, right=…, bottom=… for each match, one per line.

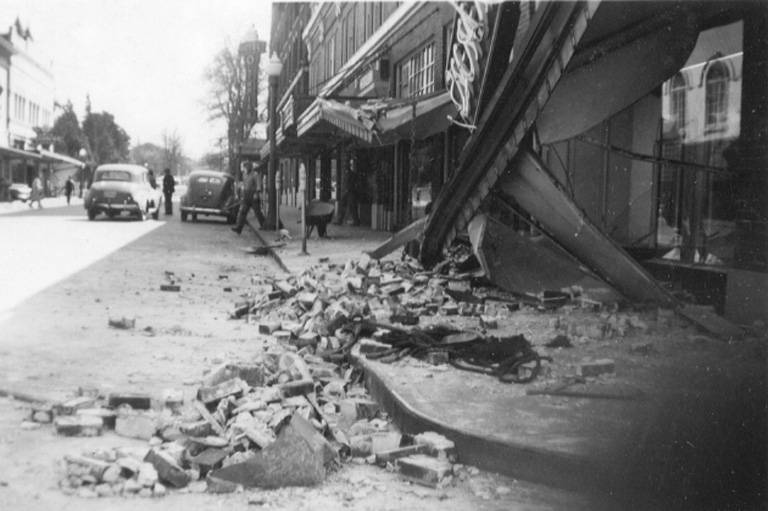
left=144, top=449, right=190, bottom=488
left=76, top=408, right=117, bottom=429
left=115, top=411, right=158, bottom=440
left=397, top=454, right=453, bottom=488
left=108, top=393, right=151, bottom=410
left=197, top=377, right=246, bottom=405
left=56, top=396, right=97, bottom=416
left=374, top=444, right=428, bottom=466
left=280, top=379, right=315, bottom=398
left=579, top=358, right=615, bottom=377
left=258, top=320, right=281, bottom=335
left=160, top=284, right=181, bottom=292
left=414, top=431, right=456, bottom=460
left=64, top=454, right=111, bottom=480
left=55, top=415, right=102, bottom=436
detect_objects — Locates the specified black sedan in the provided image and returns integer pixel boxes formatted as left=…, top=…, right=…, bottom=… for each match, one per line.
left=180, top=170, right=238, bottom=223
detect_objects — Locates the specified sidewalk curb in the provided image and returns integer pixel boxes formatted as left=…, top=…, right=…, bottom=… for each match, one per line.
left=353, top=353, right=617, bottom=494
left=245, top=219, right=291, bottom=274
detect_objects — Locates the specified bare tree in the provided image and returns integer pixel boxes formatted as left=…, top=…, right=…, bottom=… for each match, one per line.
left=205, top=46, right=256, bottom=175
left=162, top=129, right=184, bottom=175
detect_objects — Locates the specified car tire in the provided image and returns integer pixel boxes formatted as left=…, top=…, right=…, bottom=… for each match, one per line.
left=87, top=208, right=96, bottom=221
left=180, top=211, right=187, bottom=222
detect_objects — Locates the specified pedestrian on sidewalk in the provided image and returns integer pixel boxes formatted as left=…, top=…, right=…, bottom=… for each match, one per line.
left=336, top=166, right=361, bottom=226
left=64, top=177, right=75, bottom=205
left=162, top=168, right=174, bottom=215
left=232, top=162, right=266, bottom=234
left=147, top=167, right=158, bottom=189
left=29, top=173, right=43, bottom=209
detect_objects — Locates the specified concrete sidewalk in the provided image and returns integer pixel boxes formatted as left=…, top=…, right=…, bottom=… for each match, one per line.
left=243, top=203, right=766, bottom=508
left=0, top=196, right=83, bottom=215
left=246, top=203, right=394, bottom=274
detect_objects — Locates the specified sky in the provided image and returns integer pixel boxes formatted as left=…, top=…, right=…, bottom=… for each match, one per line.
left=0, top=0, right=272, bottom=160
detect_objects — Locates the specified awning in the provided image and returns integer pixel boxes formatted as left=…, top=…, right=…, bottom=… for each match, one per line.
left=38, top=149, right=85, bottom=167
left=297, top=98, right=374, bottom=143
left=296, top=91, right=456, bottom=147
left=0, top=146, right=42, bottom=160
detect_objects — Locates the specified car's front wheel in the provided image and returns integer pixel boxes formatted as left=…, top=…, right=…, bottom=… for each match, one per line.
left=87, top=208, right=96, bottom=221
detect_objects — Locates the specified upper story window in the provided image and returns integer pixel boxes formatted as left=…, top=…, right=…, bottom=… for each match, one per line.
left=396, top=41, right=436, bottom=98
left=670, top=72, right=686, bottom=132
left=705, top=61, right=729, bottom=132
left=343, top=8, right=355, bottom=64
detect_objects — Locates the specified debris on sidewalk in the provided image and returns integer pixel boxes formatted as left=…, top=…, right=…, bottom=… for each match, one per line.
left=108, top=317, right=136, bottom=330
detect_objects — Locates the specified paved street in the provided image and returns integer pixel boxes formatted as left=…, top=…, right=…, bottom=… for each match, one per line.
left=0, top=203, right=597, bottom=510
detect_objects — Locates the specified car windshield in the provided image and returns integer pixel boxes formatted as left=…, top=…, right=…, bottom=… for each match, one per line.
left=95, top=170, right=133, bottom=182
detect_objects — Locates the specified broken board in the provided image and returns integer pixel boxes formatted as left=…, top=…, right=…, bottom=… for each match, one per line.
left=368, top=216, right=427, bottom=260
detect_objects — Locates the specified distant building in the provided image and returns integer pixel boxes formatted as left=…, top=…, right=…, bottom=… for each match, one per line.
left=0, top=18, right=82, bottom=198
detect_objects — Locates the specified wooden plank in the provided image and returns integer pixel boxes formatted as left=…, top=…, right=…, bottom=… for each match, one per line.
left=367, top=216, right=427, bottom=260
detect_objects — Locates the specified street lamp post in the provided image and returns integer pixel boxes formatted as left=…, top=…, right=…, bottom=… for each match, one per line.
left=78, top=148, right=88, bottom=198
left=265, top=53, right=283, bottom=230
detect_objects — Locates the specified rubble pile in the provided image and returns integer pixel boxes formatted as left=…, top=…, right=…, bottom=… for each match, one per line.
left=33, top=327, right=457, bottom=497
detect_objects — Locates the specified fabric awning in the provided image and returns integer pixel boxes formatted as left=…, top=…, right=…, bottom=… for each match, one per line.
left=296, top=91, right=456, bottom=147
left=0, top=146, right=42, bottom=160
left=297, top=99, right=374, bottom=143
left=38, top=149, right=85, bottom=167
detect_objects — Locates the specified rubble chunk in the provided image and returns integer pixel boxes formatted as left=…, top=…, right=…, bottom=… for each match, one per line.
left=197, top=377, right=246, bottom=405
left=115, top=411, right=158, bottom=440
left=579, top=358, right=615, bottom=377
left=55, top=415, right=103, bottom=437
left=397, top=454, right=453, bottom=487
left=144, top=449, right=190, bottom=488
left=414, top=432, right=456, bottom=460
left=108, top=393, right=151, bottom=410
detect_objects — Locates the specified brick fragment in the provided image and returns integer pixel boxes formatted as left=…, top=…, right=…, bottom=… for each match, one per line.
left=414, top=431, right=456, bottom=460
left=108, top=393, right=151, bottom=410
left=197, top=377, right=246, bottom=405
left=56, top=396, right=97, bottom=415
left=30, top=404, right=54, bottom=423
left=115, top=411, right=158, bottom=440
left=180, top=419, right=213, bottom=437
left=397, top=454, right=453, bottom=487
left=280, top=378, right=315, bottom=398
left=258, top=320, right=281, bottom=334
left=374, top=444, right=427, bottom=466
left=144, top=449, right=190, bottom=488
left=160, top=284, right=180, bottom=292
left=77, top=408, right=117, bottom=429
left=55, top=415, right=103, bottom=436
left=579, top=358, right=615, bottom=377
left=64, top=454, right=111, bottom=480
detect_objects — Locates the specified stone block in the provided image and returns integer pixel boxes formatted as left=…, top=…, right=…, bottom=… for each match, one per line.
left=55, top=415, right=102, bottom=436
left=56, top=396, right=97, bottom=416
left=77, top=408, right=117, bottom=429
left=144, top=449, right=190, bottom=488
left=280, top=379, right=315, bottom=398
left=579, top=358, right=615, bottom=377
left=115, top=411, right=158, bottom=440
left=414, top=431, right=456, bottom=460
left=197, top=377, right=246, bottom=405
left=374, top=444, right=427, bottom=466
left=397, top=454, right=453, bottom=488
left=108, top=393, right=151, bottom=410
left=258, top=320, right=281, bottom=335
left=30, top=404, right=54, bottom=423
left=210, top=413, right=333, bottom=488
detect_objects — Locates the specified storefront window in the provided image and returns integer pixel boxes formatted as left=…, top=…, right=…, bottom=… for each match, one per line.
left=657, top=21, right=742, bottom=267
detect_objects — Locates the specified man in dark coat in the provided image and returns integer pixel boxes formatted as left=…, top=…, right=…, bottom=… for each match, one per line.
left=162, top=168, right=175, bottom=215
left=64, top=177, right=75, bottom=205
left=232, top=163, right=266, bottom=234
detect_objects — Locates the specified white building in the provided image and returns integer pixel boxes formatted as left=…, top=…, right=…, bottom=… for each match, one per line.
left=3, top=18, right=54, bottom=150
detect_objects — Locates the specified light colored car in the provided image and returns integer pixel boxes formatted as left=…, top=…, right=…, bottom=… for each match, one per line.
left=9, top=183, right=31, bottom=202
left=84, top=164, right=163, bottom=221
left=180, top=170, right=238, bottom=223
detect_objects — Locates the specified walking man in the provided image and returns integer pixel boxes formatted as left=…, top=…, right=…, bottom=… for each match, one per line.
left=64, top=177, right=75, bottom=205
left=29, top=173, right=43, bottom=209
left=162, top=168, right=174, bottom=215
left=231, top=163, right=266, bottom=234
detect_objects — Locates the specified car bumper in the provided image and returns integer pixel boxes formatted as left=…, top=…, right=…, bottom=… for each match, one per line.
left=89, top=201, right=141, bottom=213
left=180, top=205, right=233, bottom=216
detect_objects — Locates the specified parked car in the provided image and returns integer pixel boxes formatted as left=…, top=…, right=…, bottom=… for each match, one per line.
left=84, top=164, right=163, bottom=221
left=9, top=183, right=31, bottom=202
left=180, top=170, right=238, bottom=223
